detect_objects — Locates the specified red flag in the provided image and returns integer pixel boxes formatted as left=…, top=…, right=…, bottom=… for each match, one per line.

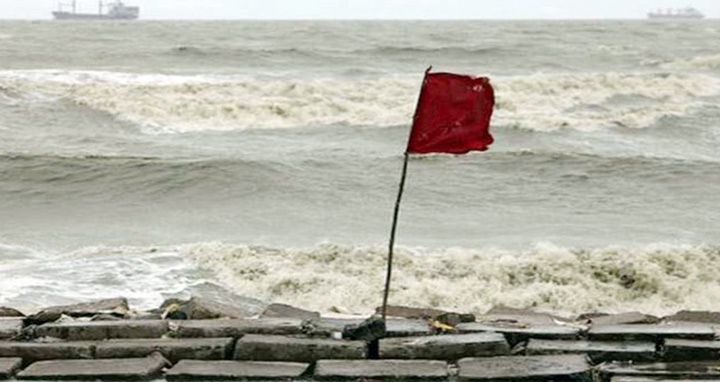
left=407, top=70, right=495, bottom=154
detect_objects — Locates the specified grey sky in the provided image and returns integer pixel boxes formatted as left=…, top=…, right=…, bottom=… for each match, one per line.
left=0, top=0, right=718, bottom=20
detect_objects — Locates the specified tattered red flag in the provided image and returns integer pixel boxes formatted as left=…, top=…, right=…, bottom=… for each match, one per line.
left=407, top=69, right=495, bottom=154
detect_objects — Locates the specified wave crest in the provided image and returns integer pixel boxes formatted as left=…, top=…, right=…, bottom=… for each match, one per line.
left=186, top=242, right=720, bottom=317
left=1, top=70, right=718, bottom=133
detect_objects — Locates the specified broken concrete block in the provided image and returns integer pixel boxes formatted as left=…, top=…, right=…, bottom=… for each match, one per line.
left=343, top=317, right=386, bottom=342
left=305, top=318, right=432, bottom=338
left=0, top=358, right=22, bottom=380
left=96, top=338, right=235, bottom=363
left=261, top=304, right=320, bottom=320
left=315, top=360, right=448, bottom=380
left=380, top=333, right=510, bottom=360
left=17, top=353, right=170, bottom=380
left=597, top=360, right=720, bottom=379
left=0, top=308, right=24, bottom=318
left=35, top=320, right=168, bottom=341
left=166, top=360, right=310, bottom=381
left=175, top=318, right=303, bottom=338
left=0, top=341, right=95, bottom=362
left=0, top=319, right=22, bottom=340
left=663, top=339, right=720, bottom=362
left=25, top=298, right=129, bottom=325
left=458, top=354, right=591, bottom=381
left=457, top=322, right=581, bottom=345
left=234, top=334, right=366, bottom=362
left=589, top=313, right=659, bottom=326
left=160, top=283, right=267, bottom=320
left=588, top=323, right=715, bottom=342
left=525, top=340, right=656, bottom=363
left=664, top=311, right=720, bottom=324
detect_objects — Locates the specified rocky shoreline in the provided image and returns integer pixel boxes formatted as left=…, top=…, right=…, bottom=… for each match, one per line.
left=2, top=291, right=720, bottom=381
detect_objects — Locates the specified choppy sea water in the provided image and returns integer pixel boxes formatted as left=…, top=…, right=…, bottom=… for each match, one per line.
left=1, top=20, right=719, bottom=317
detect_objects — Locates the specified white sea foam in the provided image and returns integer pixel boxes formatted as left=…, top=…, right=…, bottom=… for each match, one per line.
left=185, top=242, right=720, bottom=317
left=662, top=54, right=720, bottom=71
left=0, top=70, right=718, bottom=133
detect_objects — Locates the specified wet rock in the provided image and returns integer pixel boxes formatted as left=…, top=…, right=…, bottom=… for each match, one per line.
left=590, top=313, right=660, bottom=326
left=0, top=341, right=95, bottom=362
left=159, top=283, right=266, bottom=320
left=525, top=340, right=657, bottom=364
left=315, top=360, right=448, bottom=381
left=305, top=318, right=432, bottom=338
left=175, top=318, right=303, bottom=338
left=436, top=312, right=476, bottom=326
left=588, top=323, right=715, bottom=342
left=234, top=334, right=366, bottom=362
left=0, top=308, right=24, bottom=318
left=457, top=322, right=581, bottom=346
left=664, top=311, right=720, bottom=324
left=342, top=317, right=386, bottom=341
left=25, top=298, right=129, bottom=326
left=663, top=339, right=720, bottom=362
left=35, top=320, right=168, bottom=341
left=597, top=360, right=720, bottom=379
left=458, top=354, right=591, bottom=382
left=96, top=338, right=235, bottom=363
left=380, top=332, right=510, bottom=360
left=166, top=360, right=310, bottom=381
left=261, top=303, right=320, bottom=320
left=17, top=352, right=170, bottom=380
left=0, top=358, right=22, bottom=380
left=0, top=319, right=23, bottom=340
left=376, top=306, right=448, bottom=320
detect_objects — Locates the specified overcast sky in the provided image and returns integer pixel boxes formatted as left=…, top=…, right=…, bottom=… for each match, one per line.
left=0, top=0, right=718, bottom=20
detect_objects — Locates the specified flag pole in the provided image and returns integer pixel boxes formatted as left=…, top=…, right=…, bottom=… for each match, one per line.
left=381, top=67, right=431, bottom=320
left=381, top=152, right=410, bottom=320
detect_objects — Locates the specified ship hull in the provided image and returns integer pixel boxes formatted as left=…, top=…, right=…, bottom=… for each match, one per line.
left=52, top=11, right=138, bottom=20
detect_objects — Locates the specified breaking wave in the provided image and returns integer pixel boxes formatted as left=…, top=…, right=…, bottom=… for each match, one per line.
left=186, top=242, right=720, bottom=318
left=662, top=54, right=720, bottom=71
left=0, top=70, right=718, bottom=133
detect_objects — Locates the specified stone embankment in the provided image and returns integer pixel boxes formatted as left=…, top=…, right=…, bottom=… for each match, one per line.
left=3, top=294, right=720, bottom=380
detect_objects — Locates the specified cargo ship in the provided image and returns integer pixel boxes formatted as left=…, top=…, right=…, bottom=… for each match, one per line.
left=647, top=7, right=705, bottom=19
left=52, top=1, right=139, bottom=20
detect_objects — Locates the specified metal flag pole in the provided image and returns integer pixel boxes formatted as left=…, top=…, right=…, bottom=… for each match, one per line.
left=380, top=67, right=432, bottom=320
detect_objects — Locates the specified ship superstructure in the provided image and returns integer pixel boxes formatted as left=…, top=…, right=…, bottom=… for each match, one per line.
left=648, top=7, right=705, bottom=19
left=52, top=1, right=139, bottom=20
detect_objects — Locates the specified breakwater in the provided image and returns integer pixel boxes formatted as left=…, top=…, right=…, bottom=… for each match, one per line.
left=3, top=294, right=720, bottom=380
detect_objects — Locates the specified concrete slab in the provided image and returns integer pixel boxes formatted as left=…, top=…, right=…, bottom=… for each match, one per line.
left=598, top=361, right=720, bottom=379
left=166, top=360, right=310, bottom=381
left=380, top=333, right=510, bottom=360
left=0, top=358, right=22, bottom=380
left=588, top=323, right=716, bottom=342
left=589, top=313, right=660, bottom=326
left=261, top=304, right=320, bottom=320
left=525, top=340, right=656, bottom=363
left=457, top=322, right=581, bottom=345
left=175, top=318, right=303, bottom=338
left=17, top=353, right=169, bottom=380
left=234, top=334, right=366, bottom=362
left=27, top=298, right=129, bottom=325
left=612, top=377, right=720, bottom=382
left=305, top=318, right=432, bottom=338
left=664, top=311, right=720, bottom=324
left=35, top=320, right=168, bottom=341
left=664, top=339, right=720, bottom=362
left=0, top=341, right=95, bottom=361
left=96, top=337, right=235, bottom=363
left=315, top=360, right=448, bottom=381
left=458, top=354, right=591, bottom=381
left=0, top=319, right=22, bottom=340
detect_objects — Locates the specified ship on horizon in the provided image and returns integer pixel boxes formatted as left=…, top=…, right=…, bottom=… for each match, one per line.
left=648, top=7, right=705, bottom=19
left=52, top=0, right=139, bottom=20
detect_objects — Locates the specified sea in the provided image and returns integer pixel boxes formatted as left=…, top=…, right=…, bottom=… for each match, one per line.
left=1, top=20, right=720, bottom=317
